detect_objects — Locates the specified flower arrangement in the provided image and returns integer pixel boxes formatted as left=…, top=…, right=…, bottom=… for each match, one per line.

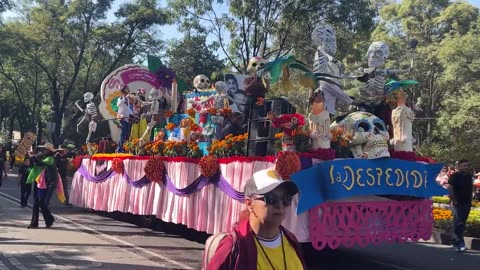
left=79, top=143, right=99, bottom=156
left=144, top=157, right=165, bottom=183
left=199, top=155, right=219, bottom=177
left=219, top=108, right=232, bottom=118
left=112, top=158, right=124, bottom=174
left=271, top=113, right=306, bottom=137
left=208, top=133, right=248, bottom=158
left=162, top=140, right=202, bottom=158
left=165, top=110, right=174, bottom=118
left=166, top=122, right=176, bottom=131
left=275, top=151, right=301, bottom=180
left=207, top=107, right=217, bottom=115
left=273, top=129, right=311, bottom=153
left=143, top=140, right=165, bottom=156
left=92, top=153, right=133, bottom=160
left=330, top=126, right=353, bottom=158
left=123, top=138, right=145, bottom=155
left=186, top=108, right=196, bottom=118
left=156, top=66, right=176, bottom=88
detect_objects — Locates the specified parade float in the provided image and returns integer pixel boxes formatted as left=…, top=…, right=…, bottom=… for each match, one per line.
left=69, top=22, right=448, bottom=251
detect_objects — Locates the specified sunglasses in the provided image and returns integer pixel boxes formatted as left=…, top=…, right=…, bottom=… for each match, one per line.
left=254, top=194, right=293, bottom=207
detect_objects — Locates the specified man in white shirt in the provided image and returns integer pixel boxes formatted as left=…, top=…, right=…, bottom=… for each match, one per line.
left=116, top=86, right=134, bottom=152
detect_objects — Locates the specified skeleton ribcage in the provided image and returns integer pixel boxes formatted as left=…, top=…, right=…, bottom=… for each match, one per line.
left=85, top=103, right=98, bottom=119
left=313, top=50, right=342, bottom=87
left=215, top=96, right=227, bottom=110
left=360, top=75, right=385, bottom=103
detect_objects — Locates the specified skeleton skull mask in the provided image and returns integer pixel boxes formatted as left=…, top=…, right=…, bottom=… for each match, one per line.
left=247, top=56, right=266, bottom=75
left=331, top=112, right=390, bottom=159
left=214, top=81, right=228, bottom=95
left=366, top=41, right=389, bottom=68
left=312, top=23, right=337, bottom=56
left=148, top=88, right=161, bottom=101
left=84, top=92, right=94, bottom=103
left=193, top=75, right=210, bottom=90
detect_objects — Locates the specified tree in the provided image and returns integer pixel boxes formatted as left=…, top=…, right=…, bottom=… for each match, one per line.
left=0, top=0, right=167, bottom=146
left=169, top=0, right=376, bottom=73
left=166, top=34, right=225, bottom=86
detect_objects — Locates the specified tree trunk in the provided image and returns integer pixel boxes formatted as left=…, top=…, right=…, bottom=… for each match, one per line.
left=7, top=114, right=15, bottom=142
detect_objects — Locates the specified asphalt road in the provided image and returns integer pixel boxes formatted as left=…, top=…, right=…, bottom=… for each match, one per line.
left=0, top=171, right=479, bottom=270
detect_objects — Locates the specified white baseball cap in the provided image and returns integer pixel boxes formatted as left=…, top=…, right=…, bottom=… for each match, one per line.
left=244, top=168, right=299, bottom=197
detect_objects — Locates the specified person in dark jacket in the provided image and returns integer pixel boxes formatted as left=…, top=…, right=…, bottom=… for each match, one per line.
left=18, top=158, right=33, bottom=207
left=0, top=146, right=6, bottom=187
left=445, top=159, right=474, bottom=252
left=206, top=168, right=307, bottom=270
left=220, top=112, right=244, bottom=139
left=55, top=145, right=72, bottom=206
left=27, top=142, right=60, bottom=229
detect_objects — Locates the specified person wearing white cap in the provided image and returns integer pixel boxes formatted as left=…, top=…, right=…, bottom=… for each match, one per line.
left=206, top=168, right=306, bottom=270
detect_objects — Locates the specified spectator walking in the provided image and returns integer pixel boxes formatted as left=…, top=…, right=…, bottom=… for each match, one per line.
left=18, top=158, right=32, bottom=207
left=0, top=146, right=7, bottom=187
left=206, top=168, right=307, bottom=269
left=445, top=159, right=474, bottom=252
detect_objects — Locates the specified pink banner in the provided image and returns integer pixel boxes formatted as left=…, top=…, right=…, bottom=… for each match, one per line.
left=120, top=68, right=162, bottom=89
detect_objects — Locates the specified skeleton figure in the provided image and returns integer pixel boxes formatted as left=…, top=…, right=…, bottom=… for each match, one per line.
left=311, top=23, right=353, bottom=115
left=247, top=56, right=267, bottom=76
left=331, top=112, right=390, bottom=159
left=391, top=91, right=414, bottom=152
left=75, top=92, right=98, bottom=143
left=140, top=88, right=161, bottom=141
left=358, top=42, right=390, bottom=104
left=193, top=74, right=211, bottom=91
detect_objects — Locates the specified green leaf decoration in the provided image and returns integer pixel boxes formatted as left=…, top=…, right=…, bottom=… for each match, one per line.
left=147, top=55, right=163, bottom=73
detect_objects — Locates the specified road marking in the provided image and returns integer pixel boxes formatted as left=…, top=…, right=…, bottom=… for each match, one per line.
left=0, top=191, right=195, bottom=270
left=369, top=259, right=414, bottom=270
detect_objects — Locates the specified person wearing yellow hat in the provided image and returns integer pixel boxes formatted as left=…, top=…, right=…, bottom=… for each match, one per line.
left=206, top=168, right=306, bottom=270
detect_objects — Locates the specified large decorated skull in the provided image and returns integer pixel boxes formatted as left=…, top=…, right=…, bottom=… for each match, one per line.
left=311, top=23, right=337, bottom=56
left=366, top=41, right=389, bottom=68
left=331, top=112, right=390, bottom=159
left=247, top=56, right=266, bottom=75
left=193, top=74, right=210, bottom=90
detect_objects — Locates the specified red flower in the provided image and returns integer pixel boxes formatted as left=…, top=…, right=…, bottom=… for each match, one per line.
left=199, top=155, right=219, bottom=177
left=112, top=158, right=124, bottom=174
left=275, top=151, right=301, bottom=180
left=144, top=157, right=165, bottom=183
left=272, top=113, right=305, bottom=137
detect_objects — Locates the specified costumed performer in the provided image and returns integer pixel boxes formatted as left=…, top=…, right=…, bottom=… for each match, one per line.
left=129, top=89, right=148, bottom=140
left=116, top=86, right=134, bottom=153
left=26, top=142, right=65, bottom=229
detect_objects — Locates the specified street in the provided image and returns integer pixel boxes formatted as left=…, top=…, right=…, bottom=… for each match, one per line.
left=0, top=171, right=479, bottom=270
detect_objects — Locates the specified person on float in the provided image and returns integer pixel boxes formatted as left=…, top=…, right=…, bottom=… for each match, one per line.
left=129, top=88, right=148, bottom=140
left=26, top=142, right=65, bottom=229
left=220, top=112, right=244, bottom=140
left=116, top=86, right=134, bottom=152
left=206, top=168, right=307, bottom=270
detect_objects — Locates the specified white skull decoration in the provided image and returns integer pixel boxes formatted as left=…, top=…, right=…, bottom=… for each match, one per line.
left=83, top=92, right=94, bottom=103
left=331, top=112, right=390, bottom=159
left=247, top=56, right=266, bottom=75
left=311, top=23, right=337, bottom=56
left=193, top=75, right=210, bottom=90
left=366, top=41, right=389, bottom=68
left=148, top=88, right=161, bottom=100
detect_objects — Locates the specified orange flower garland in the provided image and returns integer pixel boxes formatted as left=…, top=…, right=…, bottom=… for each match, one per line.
left=199, top=155, right=219, bottom=177
left=144, top=157, right=165, bottom=183
left=275, top=151, right=301, bottom=180
left=186, top=108, right=196, bottom=117
left=164, top=111, right=173, bottom=118
left=166, top=122, right=176, bottom=131
left=112, top=158, right=124, bottom=174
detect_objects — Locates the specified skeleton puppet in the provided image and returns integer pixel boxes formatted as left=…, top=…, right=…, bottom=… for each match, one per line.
left=244, top=56, right=268, bottom=108
left=189, top=74, right=215, bottom=112
left=75, top=92, right=98, bottom=143
left=140, top=88, right=161, bottom=141
left=311, top=23, right=353, bottom=115
left=391, top=90, right=415, bottom=152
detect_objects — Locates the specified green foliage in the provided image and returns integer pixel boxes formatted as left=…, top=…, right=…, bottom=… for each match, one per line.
left=166, top=34, right=225, bottom=86
left=432, top=196, right=450, bottom=204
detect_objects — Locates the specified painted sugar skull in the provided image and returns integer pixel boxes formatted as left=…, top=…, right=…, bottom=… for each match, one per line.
left=193, top=75, right=210, bottom=90
left=247, top=56, right=266, bottom=75
left=366, top=41, right=389, bottom=68
left=331, top=112, right=390, bottom=159
left=311, top=23, right=337, bottom=56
